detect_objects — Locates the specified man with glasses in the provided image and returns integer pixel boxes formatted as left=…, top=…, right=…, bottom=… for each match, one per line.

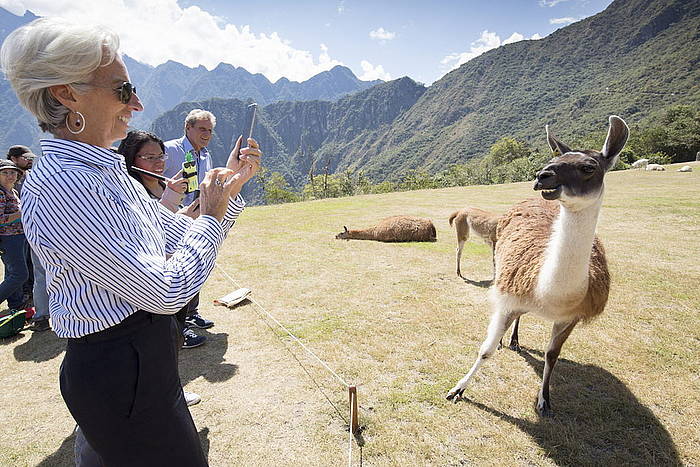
left=163, top=109, right=217, bottom=333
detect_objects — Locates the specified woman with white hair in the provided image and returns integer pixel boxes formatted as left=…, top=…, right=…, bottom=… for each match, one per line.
left=1, top=17, right=261, bottom=466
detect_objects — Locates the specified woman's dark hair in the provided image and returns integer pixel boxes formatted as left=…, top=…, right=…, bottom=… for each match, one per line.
left=117, top=130, right=166, bottom=184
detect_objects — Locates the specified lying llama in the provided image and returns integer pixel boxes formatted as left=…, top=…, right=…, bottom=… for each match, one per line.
left=336, top=216, right=437, bottom=242
left=646, top=163, right=665, bottom=171
left=449, top=208, right=522, bottom=351
left=447, top=115, right=629, bottom=417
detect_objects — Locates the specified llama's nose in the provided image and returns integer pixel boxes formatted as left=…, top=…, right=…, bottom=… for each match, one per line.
left=534, top=169, right=556, bottom=189
left=536, top=169, right=555, bottom=181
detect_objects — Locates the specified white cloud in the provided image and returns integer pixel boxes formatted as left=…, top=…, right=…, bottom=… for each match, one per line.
left=337, top=0, right=345, bottom=14
left=2, top=0, right=344, bottom=82
left=531, top=33, right=543, bottom=40
left=359, top=60, right=391, bottom=81
left=502, top=32, right=524, bottom=45
left=550, top=17, right=577, bottom=25
left=539, top=0, right=569, bottom=6
left=441, top=30, right=533, bottom=72
left=369, top=27, right=396, bottom=41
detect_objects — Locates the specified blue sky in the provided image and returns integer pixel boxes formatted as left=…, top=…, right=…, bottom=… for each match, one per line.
left=2, top=0, right=614, bottom=84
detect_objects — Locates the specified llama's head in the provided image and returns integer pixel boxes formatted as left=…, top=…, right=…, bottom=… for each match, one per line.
left=534, top=115, right=629, bottom=211
left=336, top=226, right=350, bottom=240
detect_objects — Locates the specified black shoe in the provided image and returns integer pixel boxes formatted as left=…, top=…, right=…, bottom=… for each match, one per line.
left=28, top=318, right=50, bottom=332
left=182, top=328, right=206, bottom=349
left=184, top=313, right=214, bottom=329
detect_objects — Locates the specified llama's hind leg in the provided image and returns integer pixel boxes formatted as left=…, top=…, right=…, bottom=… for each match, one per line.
left=447, top=307, right=522, bottom=401
left=498, top=315, right=521, bottom=351
left=536, top=319, right=578, bottom=417
left=508, top=316, right=521, bottom=352
left=456, top=240, right=465, bottom=278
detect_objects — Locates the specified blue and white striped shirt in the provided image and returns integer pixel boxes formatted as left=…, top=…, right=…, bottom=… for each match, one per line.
left=21, top=139, right=245, bottom=338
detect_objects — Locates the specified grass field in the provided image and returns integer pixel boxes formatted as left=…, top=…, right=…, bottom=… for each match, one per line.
left=1, top=162, right=698, bottom=466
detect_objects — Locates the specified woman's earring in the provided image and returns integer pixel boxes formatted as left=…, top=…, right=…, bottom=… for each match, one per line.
left=65, top=110, right=86, bottom=135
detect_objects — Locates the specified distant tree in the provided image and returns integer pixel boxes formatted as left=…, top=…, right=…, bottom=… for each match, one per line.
left=264, top=172, right=300, bottom=204
left=486, top=137, right=531, bottom=166
left=399, top=169, right=439, bottom=191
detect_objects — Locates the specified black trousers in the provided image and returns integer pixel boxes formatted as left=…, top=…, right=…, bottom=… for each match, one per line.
left=61, top=311, right=207, bottom=467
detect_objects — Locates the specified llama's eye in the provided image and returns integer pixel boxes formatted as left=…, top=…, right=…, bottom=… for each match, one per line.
left=580, top=165, right=596, bottom=174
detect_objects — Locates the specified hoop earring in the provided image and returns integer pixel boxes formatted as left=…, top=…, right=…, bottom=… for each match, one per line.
left=65, top=111, right=86, bottom=135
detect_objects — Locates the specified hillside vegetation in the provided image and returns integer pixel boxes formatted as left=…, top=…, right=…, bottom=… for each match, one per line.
left=2, top=162, right=699, bottom=465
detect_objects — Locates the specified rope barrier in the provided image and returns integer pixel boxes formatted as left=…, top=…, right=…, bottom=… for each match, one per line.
left=213, top=264, right=361, bottom=465
left=215, top=264, right=351, bottom=388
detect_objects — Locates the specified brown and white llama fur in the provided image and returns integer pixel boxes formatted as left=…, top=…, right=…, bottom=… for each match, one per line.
left=336, top=216, right=437, bottom=242
left=446, top=116, right=629, bottom=417
left=449, top=208, right=523, bottom=351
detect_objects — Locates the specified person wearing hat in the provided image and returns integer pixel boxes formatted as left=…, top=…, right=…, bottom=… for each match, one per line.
left=6, top=145, right=45, bottom=329
left=0, top=159, right=29, bottom=315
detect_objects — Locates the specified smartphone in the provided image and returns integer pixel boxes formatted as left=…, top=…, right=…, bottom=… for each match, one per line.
left=238, top=103, right=258, bottom=161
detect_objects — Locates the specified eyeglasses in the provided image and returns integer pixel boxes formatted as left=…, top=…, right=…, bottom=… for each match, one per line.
left=115, top=82, right=136, bottom=104
left=136, top=153, right=168, bottom=162
left=17, top=155, right=34, bottom=160
left=85, top=81, right=137, bottom=104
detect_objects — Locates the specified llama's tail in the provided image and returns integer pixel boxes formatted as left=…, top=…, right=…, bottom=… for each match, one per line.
left=448, top=210, right=460, bottom=227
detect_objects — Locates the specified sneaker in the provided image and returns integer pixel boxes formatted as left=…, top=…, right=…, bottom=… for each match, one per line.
left=28, top=318, right=50, bottom=332
left=184, top=390, right=201, bottom=406
left=182, top=328, right=206, bottom=349
left=184, top=313, right=214, bottom=329
left=24, top=307, right=35, bottom=321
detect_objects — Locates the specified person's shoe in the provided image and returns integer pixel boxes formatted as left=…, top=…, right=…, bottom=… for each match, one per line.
left=24, top=307, right=35, bottom=321
left=28, top=318, right=50, bottom=332
left=184, top=313, right=214, bottom=329
left=184, top=391, right=201, bottom=406
left=182, top=328, right=206, bottom=349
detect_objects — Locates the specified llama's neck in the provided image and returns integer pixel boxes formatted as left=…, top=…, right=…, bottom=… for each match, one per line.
left=536, top=195, right=603, bottom=303
left=346, top=229, right=377, bottom=240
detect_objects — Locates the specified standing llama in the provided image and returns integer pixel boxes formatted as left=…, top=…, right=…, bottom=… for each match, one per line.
left=446, top=116, right=629, bottom=417
left=449, top=208, right=522, bottom=351
left=336, top=216, right=436, bottom=242
left=449, top=208, right=500, bottom=279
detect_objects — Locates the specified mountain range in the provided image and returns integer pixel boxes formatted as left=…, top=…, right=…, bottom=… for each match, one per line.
left=1, top=0, right=698, bottom=204
left=0, top=7, right=380, bottom=153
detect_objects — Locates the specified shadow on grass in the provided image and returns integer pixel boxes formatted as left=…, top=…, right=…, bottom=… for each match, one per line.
left=36, top=426, right=211, bottom=466
left=460, top=277, right=493, bottom=288
left=12, top=329, right=64, bottom=362
left=464, top=347, right=681, bottom=465
left=179, top=330, right=238, bottom=386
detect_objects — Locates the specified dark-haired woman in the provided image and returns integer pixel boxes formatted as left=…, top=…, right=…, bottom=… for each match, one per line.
left=118, top=129, right=204, bottom=406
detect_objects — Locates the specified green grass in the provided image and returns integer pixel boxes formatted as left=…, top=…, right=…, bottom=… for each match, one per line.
left=1, top=162, right=698, bottom=465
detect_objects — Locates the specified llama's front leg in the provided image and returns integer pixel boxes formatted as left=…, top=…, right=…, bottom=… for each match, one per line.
left=447, top=309, right=521, bottom=402
left=536, top=319, right=578, bottom=417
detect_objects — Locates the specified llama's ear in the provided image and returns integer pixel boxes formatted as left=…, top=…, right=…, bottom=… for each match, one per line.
left=546, top=124, right=572, bottom=156
left=344, top=226, right=348, bottom=233
left=600, top=115, right=629, bottom=171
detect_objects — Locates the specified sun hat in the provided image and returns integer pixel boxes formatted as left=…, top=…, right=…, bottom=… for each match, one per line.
left=0, top=159, right=23, bottom=174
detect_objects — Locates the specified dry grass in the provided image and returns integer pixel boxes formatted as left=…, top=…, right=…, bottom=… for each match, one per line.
left=1, top=162, right=698, bottom=466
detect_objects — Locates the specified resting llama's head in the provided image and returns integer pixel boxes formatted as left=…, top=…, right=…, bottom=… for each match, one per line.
left=534, top=115, right=629, bottom=211
left=336, top=226, right=350, bottom=240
